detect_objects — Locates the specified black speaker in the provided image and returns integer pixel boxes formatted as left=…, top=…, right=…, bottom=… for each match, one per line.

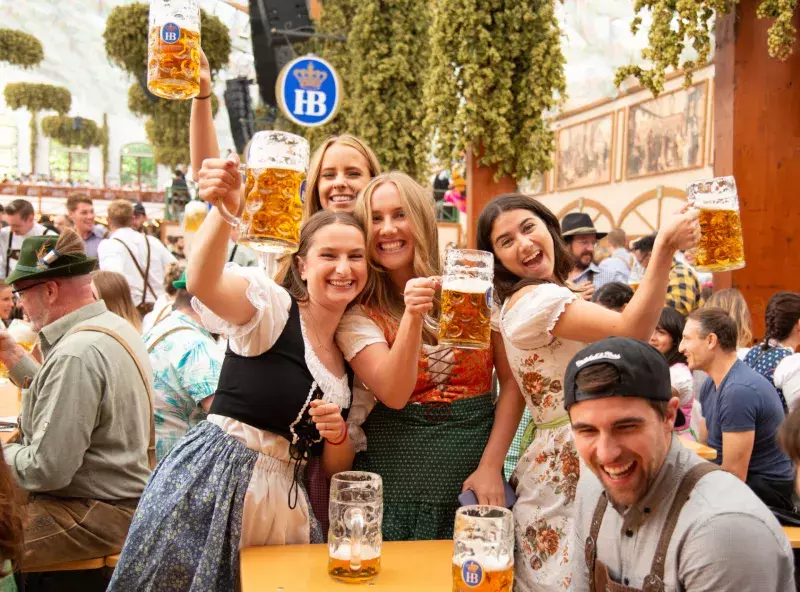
left=249, top=0, right=313, bottom=106
left=224, top=77, right=255, bottom=154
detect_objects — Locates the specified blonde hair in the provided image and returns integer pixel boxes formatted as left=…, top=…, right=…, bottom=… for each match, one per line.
left=354, top=171, right=441, bottom=343
left=91, top=270, right=142, bottom=332
left=107, top=199, right=133, bottom=228
left=303, top=135, right=381, bottom=219
left=704, top=288, right=753, bottom=348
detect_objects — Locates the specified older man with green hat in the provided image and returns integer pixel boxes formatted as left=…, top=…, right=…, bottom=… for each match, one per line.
left=0, top=228, right=152, bottom=569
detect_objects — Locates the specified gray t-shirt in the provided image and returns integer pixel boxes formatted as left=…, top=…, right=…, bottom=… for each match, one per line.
left=570, top=436, right=795, bottom=591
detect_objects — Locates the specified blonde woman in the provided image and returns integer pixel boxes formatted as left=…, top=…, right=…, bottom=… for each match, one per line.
left=335, top=172, right=522, bottom=541
left=91, top=270, right=142, bottom=333
left=704, top=287, right=754, bottom=357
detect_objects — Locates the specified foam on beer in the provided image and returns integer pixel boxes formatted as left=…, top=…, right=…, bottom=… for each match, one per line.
left=443, top=277, right=493, bottom=294
left=247, top=132, right=308, bottom=173
left=452, top=552, right=513, bottom=571
left=8, top=321, right=36, bottom=345
left=329, top=543, right=381, bottom=561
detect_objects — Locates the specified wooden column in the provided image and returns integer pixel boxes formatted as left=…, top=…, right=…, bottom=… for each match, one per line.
left=714, top=1, right=800, bottom=339
left=466, top=146, right=517, bottom=249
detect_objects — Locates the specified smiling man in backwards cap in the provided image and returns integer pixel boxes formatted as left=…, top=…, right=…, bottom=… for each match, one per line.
left=0, top=228, right=152, bottom=569
left=566, top=337, right=793, bottom=591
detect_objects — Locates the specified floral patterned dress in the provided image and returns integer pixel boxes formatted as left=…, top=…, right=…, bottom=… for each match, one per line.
left=496, top=284, right=584, bottom=591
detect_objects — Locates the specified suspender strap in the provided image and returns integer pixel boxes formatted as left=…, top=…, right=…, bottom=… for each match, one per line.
left=145, top=325, right=194, bottom=353
left=70, top=325, right=156, bottom=471
left=113, top=237, right=156, bottom=307
left=5, top=231, right=12, bottom=278
left=585, top=491, right=609, bottom=592
left=228, top=244, right=238, bottom=263
left=643, top=462, right=721, bottom=590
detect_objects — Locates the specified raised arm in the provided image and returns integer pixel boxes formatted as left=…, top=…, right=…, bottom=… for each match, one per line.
left=345, top=277, right=438, bottom=409
left=190, top=47, right=219, bottom=177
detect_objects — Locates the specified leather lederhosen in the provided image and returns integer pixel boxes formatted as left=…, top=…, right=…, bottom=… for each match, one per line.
left=585, top=462, right=721, bottom=592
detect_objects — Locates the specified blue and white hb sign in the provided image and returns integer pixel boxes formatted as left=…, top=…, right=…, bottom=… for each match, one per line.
left=276, top=55, right=342, bottom=128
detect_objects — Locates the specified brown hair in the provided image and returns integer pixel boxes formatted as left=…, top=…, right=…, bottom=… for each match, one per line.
left=91, top=270, right=142, bottom=332
left=607, top=228, right=627, bottom=249
left=687, top=307, right=738, bottom=352
left=354, top=172, right=441, bottom=343
left=779, top=406, right=800, bottom=463
left=279, top=211, right=366, bottom=303
left=704, top=288, right=753, bottom=349
left=163, top=263, right=184, bottom=297
left=0, top=456, right=23, bottom=575
left=107, top=199, right=133, bottom=228
left=762, top=291, right=800, bottom=351
left=573, top=362, right=669, bottom=419
left=4, top=199, right=34, bottom=220
left=303, top=134, right=382, bottom=219
left=476, top=193, right=574, bottom=303
left=65, top=194, right=93, bottom=213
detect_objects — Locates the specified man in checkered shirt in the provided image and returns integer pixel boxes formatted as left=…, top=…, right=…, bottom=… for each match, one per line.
left=632, top=234, right=704, bottom=317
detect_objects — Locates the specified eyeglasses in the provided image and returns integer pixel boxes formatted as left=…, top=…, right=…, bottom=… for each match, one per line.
left=11, top=280, right=50, bottom=298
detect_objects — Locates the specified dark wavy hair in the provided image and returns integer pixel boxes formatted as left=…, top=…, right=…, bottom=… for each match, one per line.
left=762, top=291, right=800, bottom=351
left=656, top=307, right=688, bottom=366
left=279, top=211, right=366, bottom=303
left=476, top=194, right=574, bottom=304
left=592, top=282, right=634, bottom=311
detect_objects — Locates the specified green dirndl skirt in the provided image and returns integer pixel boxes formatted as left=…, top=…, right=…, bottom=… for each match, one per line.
left=353, top=393, right=494, bottom=541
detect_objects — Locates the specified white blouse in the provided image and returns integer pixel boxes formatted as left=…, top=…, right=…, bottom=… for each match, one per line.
left=192, top=263, right=350, bottom=411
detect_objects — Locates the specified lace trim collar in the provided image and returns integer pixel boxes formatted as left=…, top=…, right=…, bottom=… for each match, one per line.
left=298, top=314, right=351, bottom=410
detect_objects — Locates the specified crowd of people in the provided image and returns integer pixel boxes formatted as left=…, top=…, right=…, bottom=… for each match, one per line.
left=0, top=50, right=797, bottom=592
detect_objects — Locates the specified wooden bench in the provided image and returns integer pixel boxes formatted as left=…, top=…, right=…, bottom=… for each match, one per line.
left=25, top=558, right=106, bottom=573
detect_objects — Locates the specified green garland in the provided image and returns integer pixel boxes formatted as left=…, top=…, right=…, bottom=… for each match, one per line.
left=3, top=82, right=71, bottom=114
left=616, top=0, right=797, bottom=96
left=30, top=115, right=37, bottom=174
left=423, top=0, right=566, bottom=181
left=41, top=115, right=102, bottom=149
left=101, top=113, right=110, bottom=184
left=0, top=29, right=44, bottom=68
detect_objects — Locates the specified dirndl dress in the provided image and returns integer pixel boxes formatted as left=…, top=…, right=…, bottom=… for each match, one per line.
left=336, top=305, right=495, bottom=541
left=108, top=265, right=351, bottom=591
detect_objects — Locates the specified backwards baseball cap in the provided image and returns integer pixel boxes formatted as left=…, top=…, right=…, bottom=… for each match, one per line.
left=564, top=337, right=684, bottom=425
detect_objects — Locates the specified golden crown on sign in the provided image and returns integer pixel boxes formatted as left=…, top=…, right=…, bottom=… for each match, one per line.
left=466, top=563, right=480, bottom=573
left=294, top=63, right=328, bottom=90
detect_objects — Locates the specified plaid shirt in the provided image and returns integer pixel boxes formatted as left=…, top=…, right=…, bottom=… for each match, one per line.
left=504, top=407, right=532, bottom=479
left=666, top=262, right=703, bottom=317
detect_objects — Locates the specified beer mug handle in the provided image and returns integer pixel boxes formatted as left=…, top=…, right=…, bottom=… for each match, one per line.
left=213, top=164, right=246, bottom=228
left=344, top=507, right=365, bottom=571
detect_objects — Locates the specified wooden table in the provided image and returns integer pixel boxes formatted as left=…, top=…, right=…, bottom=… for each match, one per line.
left=240, top=540, right=453, bottom=591
left=0, top=382, right=20, bottom=443
left=679, top=438, right=717, bottom=460
left=783, top=527, right=800, bottom=549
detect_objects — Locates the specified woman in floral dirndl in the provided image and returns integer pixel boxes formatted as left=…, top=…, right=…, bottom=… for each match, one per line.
left=334, top=172, right=525, bottom=541
left=108, top=158, right=368, bottom=590
left=476, top=194, right=700, bottom=591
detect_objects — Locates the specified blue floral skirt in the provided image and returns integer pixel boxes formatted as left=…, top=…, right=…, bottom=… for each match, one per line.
left=108, top=418, right=322, bottom=592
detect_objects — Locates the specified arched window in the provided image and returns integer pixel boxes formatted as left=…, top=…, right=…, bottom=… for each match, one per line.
left=120, top=143, right=156, bottom=190
left=0, top=115, right=18, bottom=177
left=49, top=140, right=89, bottom=182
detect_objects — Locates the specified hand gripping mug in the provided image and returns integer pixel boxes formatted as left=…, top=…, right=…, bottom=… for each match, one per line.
left=216, top=131, right=309, bottom=255
left=328, top=471, right=383, bottom=584
left=147, top=0, right=201, bottom=100
left=452, top=506, right=514, bottom=592
left=686, top=175, right=746, bottom=273
left=437, top=249, right=495, bottom=350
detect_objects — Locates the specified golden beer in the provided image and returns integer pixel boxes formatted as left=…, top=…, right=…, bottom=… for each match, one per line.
left=438, top=278, right=492, bottom=350
left=147, top=24, right=200, bottom=100
left=695, top=208, right=745, bottom=272
left=183, top=200, right=207, bottom=232
left=0, top=322, right=37, bottom=384
left=628, top=282, right=640, bottom=292
left=452, top=559, right=514, bottom=592
left=241, top=167, right=305, bottom=253
left=327, top=546, right=381, bottom=583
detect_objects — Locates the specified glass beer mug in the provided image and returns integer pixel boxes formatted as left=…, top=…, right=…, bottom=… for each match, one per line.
left=686, top=175, right=746, bottom=272
left=147, top=0, right=201, bottom=100
left=217, top=131, right=309, bottom=255
left=437, top=249, right=494, bottom=350
left=328, top=471, right=383, bottom=584
left=0, top=320, right=37, bottom=386
left=452, top=506, right=514, bottom=592
left=183, top=199, right=207, bottom=233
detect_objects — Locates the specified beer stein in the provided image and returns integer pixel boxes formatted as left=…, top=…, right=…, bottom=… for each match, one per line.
left=147, top=0, right=201, bottom=100
left=437, top=249, right=494, bottom=350
left=183, top=199, right=207, bottom=233
left=217, top=131, right=309, bottom=255
left=0, top=321, right=37, bottom=386
left=328, top=471, right=383, bottom=584
left=686, top=176, right=746, bottom=272
left=452, top=506, right=514, bottom=592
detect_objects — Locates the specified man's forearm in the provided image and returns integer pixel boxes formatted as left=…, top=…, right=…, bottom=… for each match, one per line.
left=8, top=352, right=40, bottom=389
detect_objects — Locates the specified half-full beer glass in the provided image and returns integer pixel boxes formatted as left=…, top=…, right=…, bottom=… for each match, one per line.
left=328, top=471, right=383, bottom=584
left=0, top=321, right=37, bottom=386
left=183, top=200, right=207, bottom=232
left=687, top=176, right=746, bottom=273
left=438, top=249, right=494, bottom=350
left=218, top=131, right=309, bottom=254
left=147, top=0, right=201, bottom=100
left=452, top=506, right=514, bottom=592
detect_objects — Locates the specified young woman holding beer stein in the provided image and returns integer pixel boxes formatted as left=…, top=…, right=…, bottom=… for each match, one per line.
left=474, top=194, right=700, bottom=591
left=334, top=171, right=525, bottom=541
